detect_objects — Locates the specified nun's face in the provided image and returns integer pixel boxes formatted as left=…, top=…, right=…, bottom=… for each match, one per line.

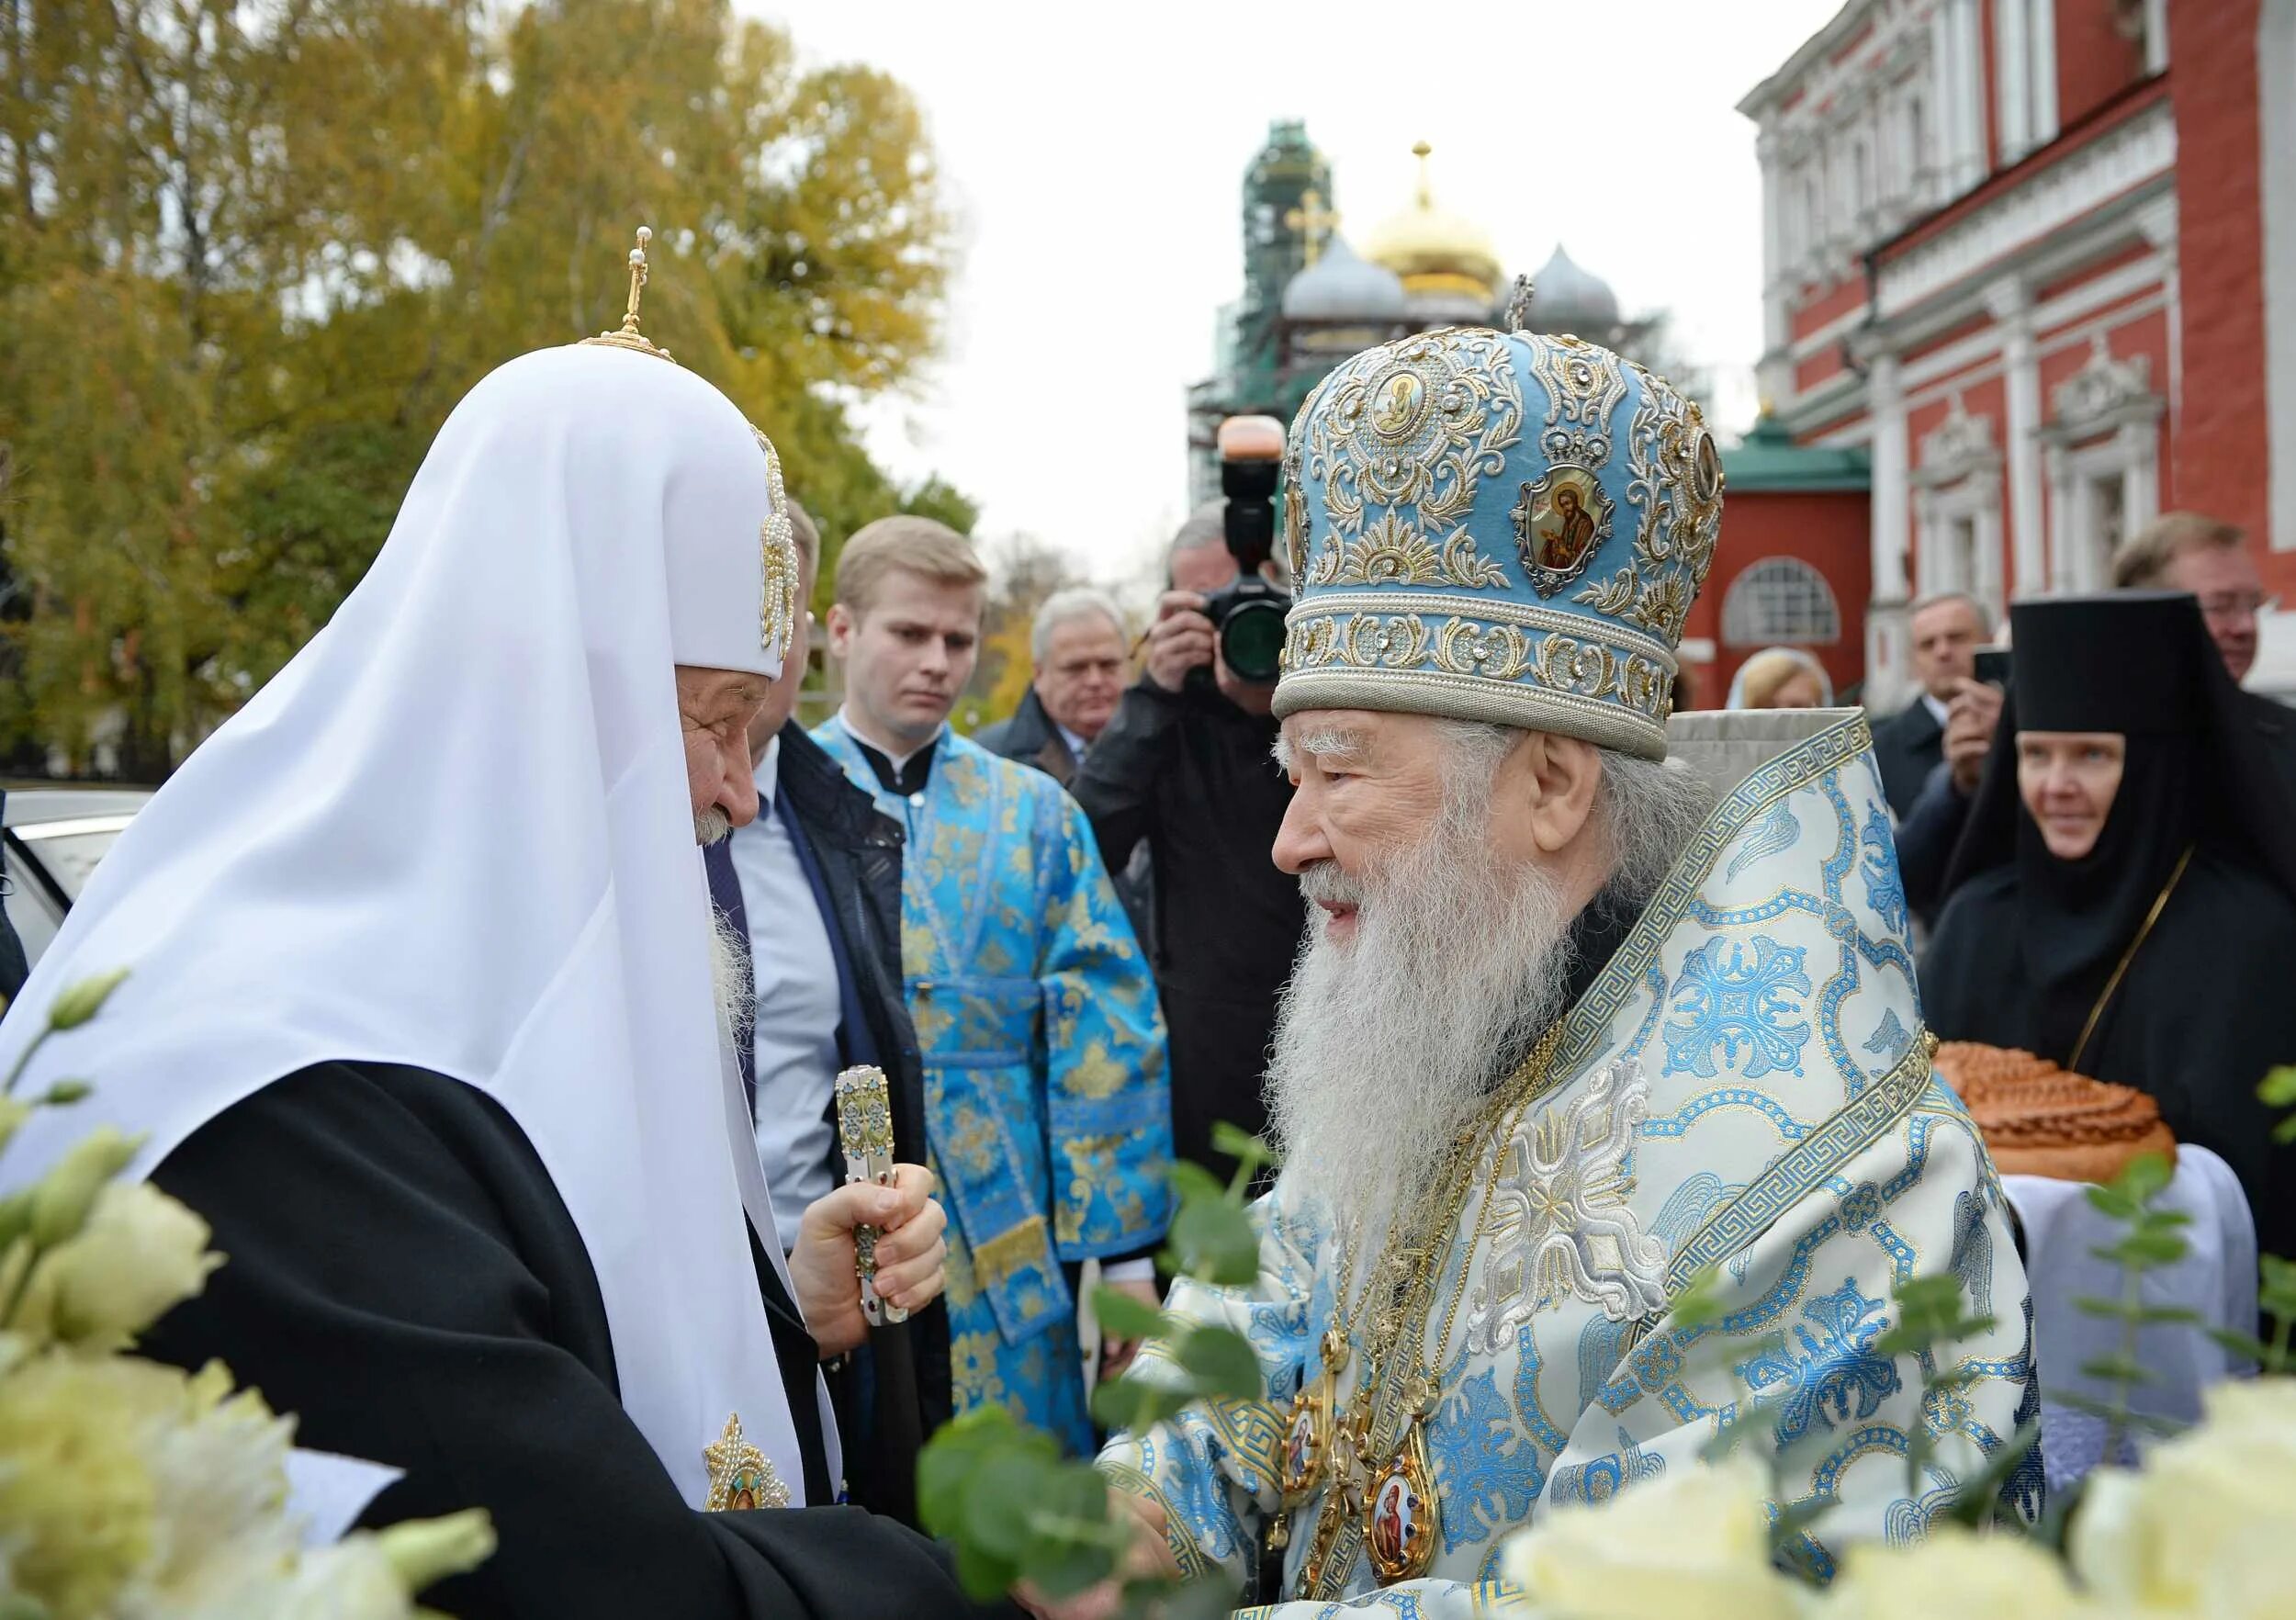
left=2016, top=730, right=2126, bottom=861
left=1763, top=670, right=1825, bottom=710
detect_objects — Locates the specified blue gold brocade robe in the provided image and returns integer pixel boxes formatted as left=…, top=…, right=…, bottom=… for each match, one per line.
left=814, top=720, right=1173, bottom=1454
left=1097, top=712, right=2041, bottom=1611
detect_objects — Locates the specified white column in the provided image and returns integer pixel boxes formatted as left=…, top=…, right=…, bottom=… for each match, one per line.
left=1955, top=0, right=1989, bottom=186
left=1991, top=278, right=2047, bottom=598
left=2122, top=421, right=2160, bottom=530
left=1996, top=0, right=2032, bottom=164
left=2143, top=0, right=2167, bottom=73
left=2046, top=444, right=2075, bottom=592
left=2263, top=0, right=2296, bottom=550
left=1758, top=131, right=1788, bottom=359
left=1930, top=3, right=1958, bottom=194
left=2031, top=0, right=2059, bottom=147
left=1868, top=354, right=1913, bottom=708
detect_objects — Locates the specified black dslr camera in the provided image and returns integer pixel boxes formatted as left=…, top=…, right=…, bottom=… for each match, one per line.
left=1203, top=415, right=1292, bottom=685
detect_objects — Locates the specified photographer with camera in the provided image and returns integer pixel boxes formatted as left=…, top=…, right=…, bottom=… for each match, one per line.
left=1071, top=418, right=1301, bottom=1179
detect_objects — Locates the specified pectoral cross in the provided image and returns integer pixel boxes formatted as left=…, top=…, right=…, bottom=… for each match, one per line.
left=1285, top=189, right=1340, bottom=267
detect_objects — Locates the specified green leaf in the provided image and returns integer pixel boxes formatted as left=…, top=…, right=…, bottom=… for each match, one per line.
left=952, top=1536, right=1021, bottom=1602
left=2094, top=1228, right=2190, bottom=1269
left=2273, top=1115, right=2296, bottom=1145
left=2114, top=1151, right=2175, bottom=1201
left=2085, top=1184, right=2140, bottom=1220
left=1667, top=1265, right=1728, bottom=1333
left=1175, top=1326, right=1264, bottom=1402
left=1090, top=1377, right=1187, bottom=1435
left=2077, top=1354, right=2158, bottom=1387
left=965, top=1450, right=1059, bottom=1561
left=1165, top=1197, right=1260, bottom=1288
left=1945, top=1422, right=2043, bottom=1528
left=2258, top=1065, right=2296, bottom=1109
left=2207, top=1326, right=2273, bottom=1362
left=1090, top=1284, right=1165, bottom=1343
left=917, top=1404, right=1033, bottom=1539
left=1210, top=1121, right=1279, bottom=1174
left=1166, top=1160, right=1228, bottom=1209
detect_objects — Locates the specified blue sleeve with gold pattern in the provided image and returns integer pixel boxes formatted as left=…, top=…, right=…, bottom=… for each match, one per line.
left=1037, top=787, right=1173, bottom=1259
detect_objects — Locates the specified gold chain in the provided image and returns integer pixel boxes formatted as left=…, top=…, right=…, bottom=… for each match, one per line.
left=1294, top=1024, right=1565, bottom=1593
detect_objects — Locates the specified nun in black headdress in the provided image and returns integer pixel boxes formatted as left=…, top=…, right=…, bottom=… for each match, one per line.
left=1922, top=592, right=2296, bottom=1255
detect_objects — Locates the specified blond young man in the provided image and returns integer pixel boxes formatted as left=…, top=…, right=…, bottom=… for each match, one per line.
left=812, top=518, right=1174, bottom=1450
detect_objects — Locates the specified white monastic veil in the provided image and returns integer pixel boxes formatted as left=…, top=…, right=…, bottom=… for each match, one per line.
left=0, top=342, right=832, bottom=1507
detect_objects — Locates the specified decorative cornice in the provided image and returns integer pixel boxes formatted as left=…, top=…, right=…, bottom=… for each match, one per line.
left=1875, top=100, right=2175, bottom=321
left=1914, top=394, right=1998, bottom=481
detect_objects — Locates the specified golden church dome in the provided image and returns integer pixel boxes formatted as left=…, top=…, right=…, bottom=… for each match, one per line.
left=1360, top=142, right=1503, bottom=305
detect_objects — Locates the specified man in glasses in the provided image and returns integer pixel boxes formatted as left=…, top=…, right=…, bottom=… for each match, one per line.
left=2111, top=512, right=2272, bottom=683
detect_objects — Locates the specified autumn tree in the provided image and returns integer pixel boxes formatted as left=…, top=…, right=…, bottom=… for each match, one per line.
left=0, top=0, right=966, bottom=777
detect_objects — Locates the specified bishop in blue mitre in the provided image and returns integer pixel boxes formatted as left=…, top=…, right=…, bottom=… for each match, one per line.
left=1092, top=321, right=2040, bottom=1613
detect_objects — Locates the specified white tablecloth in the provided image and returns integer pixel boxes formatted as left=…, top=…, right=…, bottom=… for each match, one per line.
left=2004, top=1145, right=2257, bottom=1490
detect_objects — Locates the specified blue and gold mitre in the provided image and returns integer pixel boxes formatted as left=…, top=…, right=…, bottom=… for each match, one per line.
left=1274, top=325, right=1723, bottom=759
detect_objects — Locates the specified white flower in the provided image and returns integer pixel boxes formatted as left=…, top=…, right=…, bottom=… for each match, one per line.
left=1500, top=1455, right=1803, bottom=1620
left=2068, top=1379, right=2296, bottom=1618
left=13, top=1180, right=220, bottom=1350
left=1822, top=1526, right=2099, bottom=1618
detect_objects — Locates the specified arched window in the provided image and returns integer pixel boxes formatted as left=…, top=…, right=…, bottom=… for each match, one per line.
left=1722, top=557, right=1841, bottom=646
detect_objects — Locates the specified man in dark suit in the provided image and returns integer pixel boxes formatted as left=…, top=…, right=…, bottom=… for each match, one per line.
left=703, top=501, right=947, bottom=1525
left=976, top=587, right=1129, bottom=788
left=1870, top=591, right=1987, bottom=818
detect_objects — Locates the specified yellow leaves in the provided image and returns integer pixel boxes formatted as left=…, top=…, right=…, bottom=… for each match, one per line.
left=1, top=0, right=960, bottom=770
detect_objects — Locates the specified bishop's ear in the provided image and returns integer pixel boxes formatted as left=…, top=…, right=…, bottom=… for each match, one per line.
left=1498, top=731, right=1604, bottom=858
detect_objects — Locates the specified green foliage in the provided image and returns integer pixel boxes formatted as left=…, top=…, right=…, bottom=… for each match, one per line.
left=2260, top=1065, right=2296, bottom=1143
left=0, top=0, right=967, bottom=776
left=919, top=1133, right=1265, bottom=1611
left=2063, top=1153, right=2192, bottom=1468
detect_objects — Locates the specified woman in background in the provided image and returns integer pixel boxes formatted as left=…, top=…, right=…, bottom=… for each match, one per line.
left=1921, top=592, right=2296, bottom=1254
left=1727, top=646, right=1833, bottom=710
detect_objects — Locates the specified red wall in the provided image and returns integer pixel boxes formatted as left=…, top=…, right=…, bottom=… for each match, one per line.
left=1685, top=489, right=1873, bottom=706
left=2054, top=0, right=2149, bottom=129
left=2170, top=0, right=2276, bottom=564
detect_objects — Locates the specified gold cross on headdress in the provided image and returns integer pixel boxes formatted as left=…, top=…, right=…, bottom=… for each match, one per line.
left=1505, top=273, right=1538, bottom=333
left=580, top=225, right=675, bottom=364
left=1286, top=189, right=1341, bottom=268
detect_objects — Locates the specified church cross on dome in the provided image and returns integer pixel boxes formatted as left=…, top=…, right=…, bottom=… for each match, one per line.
left=1286, top=189, right=1342, bottom=267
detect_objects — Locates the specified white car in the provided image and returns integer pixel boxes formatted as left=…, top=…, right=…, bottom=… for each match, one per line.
left=3, top=786, right=152, bottom=968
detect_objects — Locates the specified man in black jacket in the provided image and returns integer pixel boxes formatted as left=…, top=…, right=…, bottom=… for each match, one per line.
left=976, top=587, right=1129, bottom=789
left=1070, top=508, right=1300, bottom=1179
left=1870, top=591, right=1986, bottom=818
left=708, top=501, right=948, bottom=1523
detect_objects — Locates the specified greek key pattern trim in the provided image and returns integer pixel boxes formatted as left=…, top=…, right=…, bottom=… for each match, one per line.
left=1663, top=1029, right=1937, bottom=1294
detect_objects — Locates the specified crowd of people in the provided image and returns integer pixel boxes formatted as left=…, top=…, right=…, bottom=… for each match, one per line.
left=0, top=249, right=2285, bottom=1618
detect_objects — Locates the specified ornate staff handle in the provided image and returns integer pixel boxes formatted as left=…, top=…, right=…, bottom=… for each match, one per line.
left=834, top=1065, right=907, bottom=1326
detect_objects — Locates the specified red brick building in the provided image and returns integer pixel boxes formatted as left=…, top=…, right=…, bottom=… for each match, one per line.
left=1741, top=0, right=2296, bottom=706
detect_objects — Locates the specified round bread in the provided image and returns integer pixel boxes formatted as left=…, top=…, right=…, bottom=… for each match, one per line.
left=1932, top=1041, right=2177, bottom=1183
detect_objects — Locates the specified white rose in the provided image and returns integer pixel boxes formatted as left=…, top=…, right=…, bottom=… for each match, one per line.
left=2069, top=1379, right=2296, bottom=1617
left=1823, top=1525, right=2098, bottom=1619
left=1500, top=1455, right=1802, bottom=1620
left=16, top=1179, right=220, bottom=1349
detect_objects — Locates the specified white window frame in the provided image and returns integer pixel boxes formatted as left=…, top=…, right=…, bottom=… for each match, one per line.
left=1721, top=557, right=1844, bottom=647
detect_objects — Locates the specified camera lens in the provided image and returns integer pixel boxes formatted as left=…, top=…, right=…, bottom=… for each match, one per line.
left=1219, top=598, right=1289, bottom=684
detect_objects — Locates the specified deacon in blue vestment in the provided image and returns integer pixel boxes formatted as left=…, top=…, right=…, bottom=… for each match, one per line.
left=815, top=515, right=1172, bottom=1455
left=1062, top=317, right=2037, bottom=1615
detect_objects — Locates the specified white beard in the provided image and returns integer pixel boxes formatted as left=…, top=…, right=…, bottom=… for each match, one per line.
left=706, top=906, right=753, bottom=1054
left=1266, top=810, right=1581, bottom=1242
left=695, top=808, right=732, bottom=847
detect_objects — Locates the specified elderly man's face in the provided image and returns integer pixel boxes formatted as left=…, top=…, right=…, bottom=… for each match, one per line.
left=1272, top=710, right=1587, bottom=936
left=679, top=665, right=770, bottom=845
left=1263, top=707, right=1607, bottom=1232
left=1036, top=613, right=1128, bottom=742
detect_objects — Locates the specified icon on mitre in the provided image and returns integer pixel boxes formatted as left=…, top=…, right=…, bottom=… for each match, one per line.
left=1511, top=464, right=1614, bottom=596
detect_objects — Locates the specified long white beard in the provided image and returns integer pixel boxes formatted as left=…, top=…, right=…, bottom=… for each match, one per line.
left=1266, top=811, right=1581, bottom=1241
left=707, top=906, right=753, bottom=1054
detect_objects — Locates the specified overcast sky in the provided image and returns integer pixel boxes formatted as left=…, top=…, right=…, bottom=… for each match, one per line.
left=757, top=0, right=1846, bottom=586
